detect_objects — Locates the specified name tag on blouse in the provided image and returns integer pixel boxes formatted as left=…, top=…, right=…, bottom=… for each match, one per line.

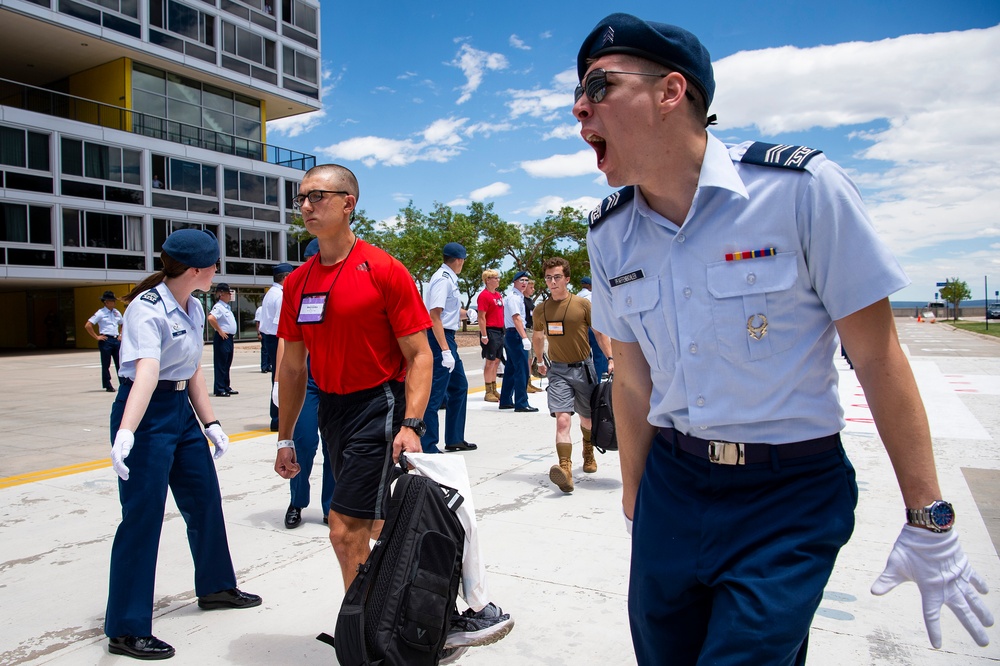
left=298, top=293, right=327, bottom=324
left=172, top=329, right=187, bottom=337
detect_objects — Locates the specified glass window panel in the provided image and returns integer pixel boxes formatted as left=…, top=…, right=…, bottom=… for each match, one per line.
left=204, top=14, right=214, bottom=46
left=203, top=85, right=233, bottom=113
left=123, top=149, right=141, bottom=185
left=121, top=0, right=139, bottom=18
left=203, top=108, right=234, bottom=134
left=108, top=147, right=124, bottom=182
left=29, top=206, right=52, bottom=244
left=236, top=27, right=262, bottom=63
left=61, top=137, right=83, bottom=176
left=234, top=117, right=261, bottom=140
left=264, top=177, right=277, bottom=206
left=168, top=1, right=200, bottom=41
left=264, top=39, right=275, bottom=69
left=170, top=158, right=203, bottom=194
left=167, top=99, right=202, bottom=127
left=84, top=144, right=110, bottom=180
left=133, top=90, right=166, bottom=117
left=153, top=218, right=169, bottom=252
left=167, top=73, right=201, bottom=103
left=296, top=51, right=317, bottom=83
left=295, top=0, right=315, bottom=33
left=225, top=225, right=239, bottom=256
left=86, top=212, right=125, bottom=249
left=239, top=172, right=264, bottom=204
left=27, top=132, right=50, bottom=171
left=241, top=227, right=266, bottom=258
left=222, top=21, right=236, bottom=54
left=126, top=216, right=143, bottom=251
left=234, top=94, right=260, bottom=120
left=148, top=0, right=165, bottom=28
left=0, top=203, right=28, bottom=242
left=62, top=209, right=81, bottom=247
left=202, top=165, right=217, bottom=197
left=133, top=64, right=166, bottom=93
left=224, top=169, right=239, bottom=200
left=282, top=46, right=294, bottom=76
left=0, top=126, right=26, bottom=167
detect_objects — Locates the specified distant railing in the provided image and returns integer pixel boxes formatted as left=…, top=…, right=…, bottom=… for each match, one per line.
left=0, top=77, right=315, bottom=170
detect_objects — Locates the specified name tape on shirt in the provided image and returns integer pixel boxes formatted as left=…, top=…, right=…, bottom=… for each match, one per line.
left=610, top=270, right=645, bottom=287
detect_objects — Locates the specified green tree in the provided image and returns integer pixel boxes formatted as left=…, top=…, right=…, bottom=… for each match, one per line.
left=939, top=278, right=971, bottom=321
left=510, top=206, right=590, bottom=297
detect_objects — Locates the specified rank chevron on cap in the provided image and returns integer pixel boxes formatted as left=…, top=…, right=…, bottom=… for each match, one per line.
left=589, top=186, right=635, bottom=228
left=600, top=26, right=615, bottom=47
left=741, top=142, right=822, bottom=171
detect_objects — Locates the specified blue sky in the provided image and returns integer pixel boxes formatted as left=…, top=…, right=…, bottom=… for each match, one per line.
left=267, top=1, right=1000, bottom=303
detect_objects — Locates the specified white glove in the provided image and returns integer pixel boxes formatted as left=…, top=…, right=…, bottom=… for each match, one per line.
left=623, top=508, right=633, bottom=536
left=521, top=337, right=532, bottom=351
left=440, top=350, right=455, bottom=372
left=111, top=429, right=134, bottom=480
left=271, top=381, right=279, bottom=408
left=871, top=525, right=993, bottom=648
left=205, top=423, right=229, bottom=460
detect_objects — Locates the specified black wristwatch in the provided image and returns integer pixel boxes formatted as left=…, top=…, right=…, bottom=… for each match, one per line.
left=401, top=418, right=427, bottom=438
left=906, top=500, right=955, bottom=533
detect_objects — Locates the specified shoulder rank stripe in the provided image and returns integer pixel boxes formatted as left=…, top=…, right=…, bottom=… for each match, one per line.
left=140, top=290, right=161, bottom=304
left=589, top=186, right=635, bottom=229
left=741, top=142, right=822, bottom=171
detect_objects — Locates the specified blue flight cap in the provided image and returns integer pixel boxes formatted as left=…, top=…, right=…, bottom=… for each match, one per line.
left=214, top=282, right=233, bottom=293
left=161, top=229, right=219, bottom=269
left=577, top=12, right=715, bottom=108
left=443, top=242, right=467, bottom=259
left=273, top=262, right=294, bottom=276
left=581, top=277, right=592, bottom=286
left=513, top=270, right=530, bottom=282
left=304, top=239, right=320, bottom=258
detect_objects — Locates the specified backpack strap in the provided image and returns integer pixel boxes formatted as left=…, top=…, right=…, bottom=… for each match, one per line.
left=315, top=632, right=336, bottom=649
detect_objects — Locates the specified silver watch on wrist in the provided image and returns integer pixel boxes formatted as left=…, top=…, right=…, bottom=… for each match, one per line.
left=906, top=499, right=955, bottom=533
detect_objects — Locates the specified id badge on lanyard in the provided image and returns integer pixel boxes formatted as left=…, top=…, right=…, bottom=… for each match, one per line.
left=297, top=293, right=328, bottom=324
left=547, top=321, right=565, bottom=336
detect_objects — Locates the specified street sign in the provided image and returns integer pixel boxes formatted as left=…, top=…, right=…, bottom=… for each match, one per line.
left=936, top=282, right=947, bottom=287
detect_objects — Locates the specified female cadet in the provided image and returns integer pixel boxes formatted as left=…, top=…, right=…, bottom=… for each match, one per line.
left=105, top=229, right=261, bottom=660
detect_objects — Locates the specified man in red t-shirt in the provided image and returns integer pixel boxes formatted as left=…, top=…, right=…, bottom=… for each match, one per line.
left=273, top=164, right=433, bottom=591
left=476, top=269, right=505, bottom=402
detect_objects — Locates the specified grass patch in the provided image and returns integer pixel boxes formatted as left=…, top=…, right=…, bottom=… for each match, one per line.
left=948, top=321, right=1000, bottom=339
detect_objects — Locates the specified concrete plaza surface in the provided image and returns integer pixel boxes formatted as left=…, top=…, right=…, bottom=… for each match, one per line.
left=1, top=318, right=1000, bottom=665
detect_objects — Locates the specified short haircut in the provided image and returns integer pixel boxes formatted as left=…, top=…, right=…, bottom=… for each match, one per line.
left=303, top=163, right=360, bottom=202
left=482, top=268, right=499, bottom=283
left=542, top=257, right=571, bottom=279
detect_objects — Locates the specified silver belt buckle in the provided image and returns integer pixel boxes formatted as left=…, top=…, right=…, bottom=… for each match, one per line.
left=175, top=380, right=187, bottom=391
left=708, top=441, right=745, bottom=465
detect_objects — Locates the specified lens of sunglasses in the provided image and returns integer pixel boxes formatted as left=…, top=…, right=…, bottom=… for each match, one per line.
left=586, top=70, right=608, bottom=103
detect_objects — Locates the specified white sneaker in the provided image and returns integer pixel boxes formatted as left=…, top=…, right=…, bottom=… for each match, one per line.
left=444, top=602, right=514, bottom=648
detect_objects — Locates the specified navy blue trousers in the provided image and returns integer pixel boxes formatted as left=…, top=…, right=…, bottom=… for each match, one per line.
left=421, top=329, right=468, bottom=452
left=262, top=333, right=279, bottom=428
left=290, top=369, right=335, bottom=512
left=629, top=432, right=857, bottom=666
left=99, top=337, right=121, bottom=390
left=588, top=328, right=608, bottom=379
left=106, top=384, right=237, bottom=638
left=498, top=328, right=529, bottom=409
left=212, top=332, right=234, bottom=395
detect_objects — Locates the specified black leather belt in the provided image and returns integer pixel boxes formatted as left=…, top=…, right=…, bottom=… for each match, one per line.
left=660, top=428, right=839, bottom=465
left=121, top=377, right=188, bottom=392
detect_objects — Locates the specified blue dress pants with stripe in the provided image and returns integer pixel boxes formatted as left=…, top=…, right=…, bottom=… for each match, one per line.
left=499, top=328, right=529, bottom=409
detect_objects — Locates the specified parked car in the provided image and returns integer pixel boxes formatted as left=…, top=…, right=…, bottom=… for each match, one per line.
left=987, top=306, right=1000, bottom=320
left=921, top=311, right=937, bottom=323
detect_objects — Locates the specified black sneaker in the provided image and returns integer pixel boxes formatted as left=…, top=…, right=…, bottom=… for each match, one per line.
left=444, top=602, right=514, bottom=648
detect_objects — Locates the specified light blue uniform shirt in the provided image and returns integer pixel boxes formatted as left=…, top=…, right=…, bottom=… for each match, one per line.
left=209, top=300, right=237, bottom=334
left=119, top=282, right=206, bottom=382
left=588, top=134, right=909, bottom=443
left=259, top=282, right=282, bottom=335
left=503, top=288, right=526, bottom=329
left=88, top=306, right=123, bottom=336
left=424, top=263, right=462, bottom=331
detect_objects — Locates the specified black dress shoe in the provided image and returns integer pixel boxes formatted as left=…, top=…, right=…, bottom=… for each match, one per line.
left=197, top=588, right=262, bottom=610
left=284, top=505, right=302, bottom=529
left=227, top=389, right=239, bottom=395
left=323, top=513, right=329, bottom=525
left=214, top=392, right=229, bottom=397
left=445, top=441, right=478, bottom=452
left=108, top=635, right=175, bottom=660
left=498, top=404, right=514, bottom=410
left=270, top=422, right=279, bottom=432
left=515, top=406, right=540, bottom=413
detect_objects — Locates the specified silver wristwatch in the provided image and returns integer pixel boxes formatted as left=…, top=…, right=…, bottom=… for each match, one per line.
left=905, top=500, right=955, bottom=533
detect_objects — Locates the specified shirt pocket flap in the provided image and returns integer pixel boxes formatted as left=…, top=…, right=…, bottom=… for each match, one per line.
left=706, top=252, right=798, bottom=298
left=611, top=279, right=660, bottom=317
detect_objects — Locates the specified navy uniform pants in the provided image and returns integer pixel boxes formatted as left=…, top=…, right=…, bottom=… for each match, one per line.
left=588, top=328, right=608, bottom=379
left=498, top=328, right=529, bottom=409
left=629, top=431, right=857, bottom=666
left=106, top=384, right=237, bottom=638
left=99, top=337, right=121, bottom=390
left=212, top=332, right=234, bottom=394
left=290, top=368, right=336, bottom=512
left=262, top=333, right=279, bottom=428
left=421, top=329, right=468, bottom=452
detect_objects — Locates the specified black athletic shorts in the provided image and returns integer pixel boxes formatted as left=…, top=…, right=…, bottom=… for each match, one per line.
left=481, top=326, right=506, bottom=362
left=318, top=380, right=405, bottom=520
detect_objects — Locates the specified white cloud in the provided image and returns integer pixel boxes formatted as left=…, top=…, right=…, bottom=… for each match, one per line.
left=267, top=109, right=327, bottom=138
left=509, top=34, right=530, bottom=51
left=315, top=117, right=470, bottom=167
left=465, top=121, right=514, bottom=138
left=506, top=68, right=576, bottom=121
left=448, top=197, right=471, bottom=208
left=713, top=26, right=1000, bottom=258
left=450, top=43, right=508, bottom=104
left=470, top=182, right=511, bottom=200
left=520, top=150, right=601, bottom=178
left=543, top=124, right=580, bottom=140
left=517, top=195, right=603, bottom=218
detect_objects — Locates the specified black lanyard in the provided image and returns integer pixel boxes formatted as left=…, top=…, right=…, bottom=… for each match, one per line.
left=296, top=238, right=357, bottom=325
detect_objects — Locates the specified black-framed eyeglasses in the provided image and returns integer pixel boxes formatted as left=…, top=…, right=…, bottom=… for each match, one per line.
left=543, top=274, right=565, bottom=282
left=574, top=69, right=667, bottom=104
left=292, top=190, right=350, bottom=209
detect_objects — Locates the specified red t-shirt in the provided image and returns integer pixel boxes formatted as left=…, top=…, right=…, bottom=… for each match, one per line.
left=279, top=239, right=431, bottom=394
left=477, top=289, right=505, bottom=328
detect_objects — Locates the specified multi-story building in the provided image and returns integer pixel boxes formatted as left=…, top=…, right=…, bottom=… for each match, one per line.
left=0, top=0, right=320, bottom=350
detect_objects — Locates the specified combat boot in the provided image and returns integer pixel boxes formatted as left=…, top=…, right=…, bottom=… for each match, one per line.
left=548, top=442, right=574, bottom=493
left=581, top=426, right=597, bottom=473
left=484, top=382, right=500, bottom=402
left=526, top=381, right=542, bottom=394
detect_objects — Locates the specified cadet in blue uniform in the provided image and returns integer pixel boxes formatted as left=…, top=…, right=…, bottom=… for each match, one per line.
left=106, top=229, right=261, bottom=660
left=207, top=283, right=239, bottom=397
left=421, top=242, right=477, bottom=453
left=261, top=263, right=292, bottom=431
left=498, top=271, right=538, bottom=412
left=85, top=290, right=124, bottom=392
left=575, top=13, right=992, bottom=665
left=577, top=277, right=609, bottom=379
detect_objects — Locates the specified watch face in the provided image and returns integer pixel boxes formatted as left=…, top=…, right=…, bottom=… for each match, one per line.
left=930, top=501, right=955, bottom=529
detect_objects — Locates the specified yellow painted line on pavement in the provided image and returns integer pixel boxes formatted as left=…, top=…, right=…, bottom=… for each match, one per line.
left=0, top=428, right=275, bottom=489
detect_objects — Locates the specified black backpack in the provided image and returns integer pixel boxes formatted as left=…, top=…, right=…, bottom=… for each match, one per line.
left=590, top=372, right=617, bottom=453
left=324, top=464, right=466, bottom=666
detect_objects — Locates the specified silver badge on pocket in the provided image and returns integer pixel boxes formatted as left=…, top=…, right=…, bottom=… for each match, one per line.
left=747, top=314, right=768, bottom=340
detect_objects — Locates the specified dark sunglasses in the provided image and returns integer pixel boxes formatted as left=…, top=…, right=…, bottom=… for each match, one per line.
left=574, top=69, right=667, bottom=104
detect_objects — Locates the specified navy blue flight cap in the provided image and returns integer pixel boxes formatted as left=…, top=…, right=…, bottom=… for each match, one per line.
left=577, top=12, right=715, bottom=108
left=513, top=270, right=530, bottom=282
left=443, top=242, right=467, bottom=259
left=581, top=276, right=592, bottom=286
left=304, top=238, right=320, bottom=258
left=214, top=282, right=233, bottom=293
left=161, top=229, right=219, bottom=269
left=273, top=262, right=294, bottom=275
